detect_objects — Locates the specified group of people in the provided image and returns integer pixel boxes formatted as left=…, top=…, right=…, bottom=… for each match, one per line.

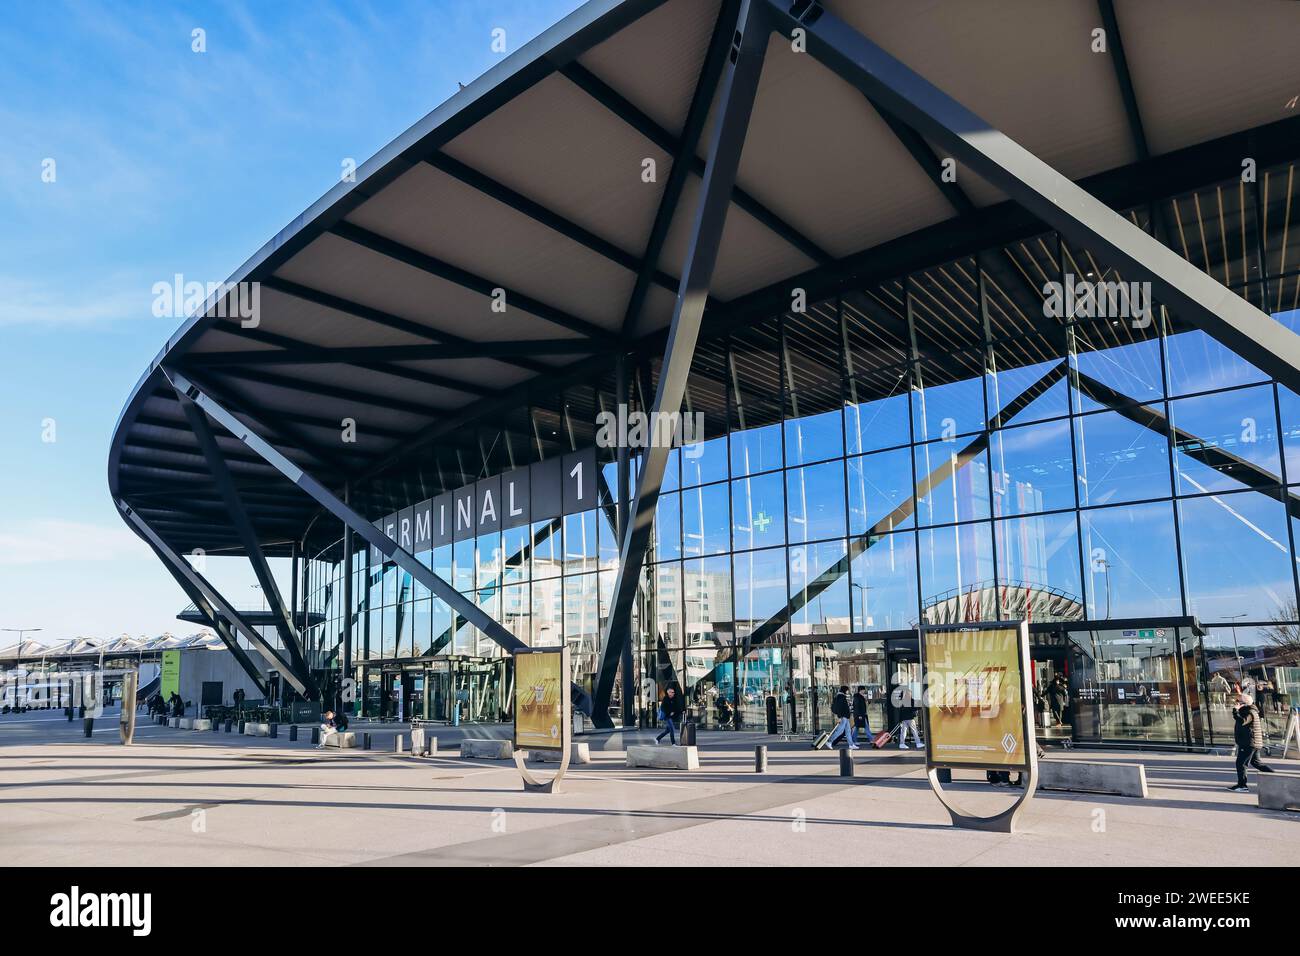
left=826, top=684, right=923, bottom=750
left=146, top=693, right=185, bottom=717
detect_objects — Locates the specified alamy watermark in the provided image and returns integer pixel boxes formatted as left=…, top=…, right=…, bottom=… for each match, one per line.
left=151, top=274, right=261, bottom=327
left=595, top=404, right=705, bottom=458
left=1044, top=272, right=1151, bottom=328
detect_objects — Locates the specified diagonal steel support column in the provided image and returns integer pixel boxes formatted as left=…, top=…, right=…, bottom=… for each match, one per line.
left=142, top=537, right=269, bottom=696
left=118, top=500, right=304, bottom=694
left=590, top=0, right=772, bottom=727
left=763, top=0, right=1300, bottom=394
left=177, top=391, right=318, bottom=699
left=155, top=368, right=574, bottom=708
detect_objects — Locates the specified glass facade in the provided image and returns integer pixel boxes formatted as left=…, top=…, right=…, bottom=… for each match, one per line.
left=291, top=163, right=1300, bottom=748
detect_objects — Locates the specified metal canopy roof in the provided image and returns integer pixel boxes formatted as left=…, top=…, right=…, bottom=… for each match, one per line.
left=108, top=0, right=1300, bottom=560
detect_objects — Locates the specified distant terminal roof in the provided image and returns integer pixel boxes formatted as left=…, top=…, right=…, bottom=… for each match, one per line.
left=0, top=633, right=220, bottom=663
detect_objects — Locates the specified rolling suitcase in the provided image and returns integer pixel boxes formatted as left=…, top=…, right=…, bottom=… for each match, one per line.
left=811, top=731, right=832, bottom=750
left=872, top=724, right=899, bottom=749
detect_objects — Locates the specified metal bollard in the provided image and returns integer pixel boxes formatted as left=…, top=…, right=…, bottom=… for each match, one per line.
left=269, top=723, right=278, bottom=739
left=754, top=744, right=768, bottom=772
left=238, top=720, right=245, bottom=734
left=211, top=719, right=219, bottom=732
left=66, top=707, right=74, bottom=722
left=224, top=720, right=233, bottom=733
left=394, top=734, right=404, bottom=754
left=765, top=696, right=778, bottom=734
left=311, top=726, right=320, bottom=745
left=838, top=747, right=854, bottom=777
left=83, top=717, right=94, bottom=738
left=289, top=725, right=298, bottom=742
left=363, top=732, right=372, bottom=750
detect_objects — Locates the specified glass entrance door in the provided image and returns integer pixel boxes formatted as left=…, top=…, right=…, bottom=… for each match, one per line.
left=1065, top=624, right=1187, bottom=744
left=452, top=658, right=509, bottom=723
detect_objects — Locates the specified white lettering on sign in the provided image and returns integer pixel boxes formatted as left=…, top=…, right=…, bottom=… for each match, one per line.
left=399, top=517, right=411, bottom=549
left=509, top=481, right=523, bottom=518
left=480, top=488, right=496, bottom=525
left=570, top=460, right=583, bottom=502
left=456, top=495, right=472, bottom=533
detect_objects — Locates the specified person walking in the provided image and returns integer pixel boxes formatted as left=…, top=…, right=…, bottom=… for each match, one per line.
left=897, top=684, right=922, bottom=750
left=852, top=686, right=871, bottom=741
left=827, top=685, right=859, bottom=749
left=1229, top=692, right=1275, bottom=791
left=656, top=686, right=683, bottom=745
left=1046, top=674, right=1068, bottom=727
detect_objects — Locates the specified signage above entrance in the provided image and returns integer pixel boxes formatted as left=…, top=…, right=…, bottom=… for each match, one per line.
left=370, top=447, right=598, bottom=564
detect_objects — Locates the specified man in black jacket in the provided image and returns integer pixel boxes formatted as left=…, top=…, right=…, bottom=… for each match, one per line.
left=827, top=685, right=859, bottom=749
left=852, top=686, right=871, bottom=741
left=1229, top=693, right=1275, bottom=791
left=655, top=686, right=683, bottom=745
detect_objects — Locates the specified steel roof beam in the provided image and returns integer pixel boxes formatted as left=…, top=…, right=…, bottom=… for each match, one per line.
left=186, top=339, right=603, bottom=366
left=178, top=389, right=319, bottom=698
left=620, top=0, right=743, bottom=338
left=591, top=0, right=771, bottom=727
left=118, top=500, right=304, bottom=694
left=558, top=60, right=832, bottom=267
left=330, top=220, right=619, bottom=344
left=760, top=0, right=1300, bottom=394
left=425, top=152, right=679, bottom=294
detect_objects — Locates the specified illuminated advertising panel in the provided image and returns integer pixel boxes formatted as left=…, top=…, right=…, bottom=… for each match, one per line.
left=514, top=647, right=567, bottom=751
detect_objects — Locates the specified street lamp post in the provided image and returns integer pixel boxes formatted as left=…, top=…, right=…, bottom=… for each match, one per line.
left=1225, top=612, right=1248, bottom=686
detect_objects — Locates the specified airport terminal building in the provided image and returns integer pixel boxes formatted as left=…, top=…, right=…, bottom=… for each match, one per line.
left=109, top=0, right=1300, bottom=750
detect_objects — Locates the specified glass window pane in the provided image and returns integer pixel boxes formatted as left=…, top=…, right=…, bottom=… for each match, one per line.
left=1179, top=492, right=1295, bottom=624
left=1170, top=384, right=1282, bottom=495
left=847, top=448, right=914, bottom=534
left=732, top=471, right=786, bottom=551
left=564, top=510, right=596, bottom=574
left=452, top=538, right=475, bottom=593
left=991, top=418, right=1076, bottom=516
left=914, top=442, right=991, bottom=526
left=919, top=522, right=996, bottom=623
left=845, top=364, right=912, bottom=454
left=652, top=562, right=683, bottom=646
left=685, top=556, right=733, bottom=646
left=733, top=546, right=788, bottom=640
left=531, top=518, right=563, bottom=580
left=1071, top=321, right=1164, bottom=410
left=1079, top=501, right=1182, bottom=619
left=913, top=352, right=987, bottom=441
left=784, top=408, right=843, bottom=466
left=995, top=512, right=1083, bottom=621
left=1074, top=407, right=1171, bottom=507
left=476, top=532, right=501, bottom=590
left=730, top=421, right=782, bottom=476
left=530, top=577, right=562, bottom=646
left=849, top=531, right=918, bottom=632
left=503, top=525, right=530, bottom=584
left=652, top=491, right=680, bottom=562
left=502, top=584, right=528, bottom=644
left=789, top=540, right=850, bottom=639
left=1165, top=324, right=1267, bottom=397
left=682, top=482, right=729, bottom=557
left=563, top=574, right=599, bottom=663
left=786, top=460, right=847, bottom=543
left=681, top=434, right=729, bottom=488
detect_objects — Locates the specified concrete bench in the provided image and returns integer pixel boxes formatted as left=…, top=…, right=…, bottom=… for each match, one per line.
left=530, top=743, right=591, bottom=764
left=460, top=739, right=512, bottom=759
left=1038, top=760, right=1148, bottom=797
left=167, top=717, right=180, bottom=728
left=177, top=718, right=193, bottom=729
left=323, top=732, right=356, bottom=749
left=409, top=728, right=436, bottom=756
left=243, top=722, right=271, bottom=737
left=1258, top=772, right=1300, bottom=811
left=190, top=719, right=211, bottom=731
left=627, top=745, right=699, bottom=770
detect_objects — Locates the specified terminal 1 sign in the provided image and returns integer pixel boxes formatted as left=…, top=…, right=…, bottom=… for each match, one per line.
left=369, top=447, right=598, bottom=563
left=920, top=621, right=1033, bottom=771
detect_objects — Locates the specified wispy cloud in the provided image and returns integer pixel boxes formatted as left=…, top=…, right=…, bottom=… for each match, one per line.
left=0, top=518, right=150, bottom=565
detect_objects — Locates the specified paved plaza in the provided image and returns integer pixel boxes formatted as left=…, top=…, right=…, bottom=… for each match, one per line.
left=1, top=709, right=1297, bottom=867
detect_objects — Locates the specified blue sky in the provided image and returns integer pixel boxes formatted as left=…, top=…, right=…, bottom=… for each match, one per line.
left=0, top=0, right=582, bottom=646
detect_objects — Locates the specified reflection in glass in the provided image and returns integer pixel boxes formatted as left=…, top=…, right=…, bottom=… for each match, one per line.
left=733, top=547, right=787, bottom=640
left=786, top=460, right=847, bottom=543
left=1079, top=502, right=1181, bottom=620
left=995, top=511, right=1083, bottom=621
left=732, top=471, right=786, bottom=551
left=914, top=442, right=990, bottom=526
left=918, top=521, right=996, bottom=623
left=991, top=418, right=1076, bottom=516
left=1074, top=407, right=1171, bottom=507
left=1170, top=384, right=1283, bottom=495
left=785, top=408, right=844, bottom=467
left=789, top=539, right=850, bottom=639
left=849, top=532, right=918, bottom=631
left=1178, top=492, right=1294, bottom=624
left=847, top=448, right=914, bottom=533
left=682, top=482, right=730, bottom=557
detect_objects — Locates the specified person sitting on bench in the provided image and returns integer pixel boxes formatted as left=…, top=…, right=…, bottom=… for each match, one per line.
left=317, top=710, right=337, bottom=749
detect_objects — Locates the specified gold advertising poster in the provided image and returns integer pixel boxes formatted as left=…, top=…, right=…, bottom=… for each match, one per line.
left=923, top=625, right=1028, bottom=769
left=514, top=650, right=565, bottom=750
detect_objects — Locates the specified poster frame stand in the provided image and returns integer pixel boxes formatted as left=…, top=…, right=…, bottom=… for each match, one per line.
left=512, top=645, right=571, bottom=794
left=119, top=670, right=138, bottom=745
left=919, top=619, right=1038, bottom=834
left=1279, top=708, right=1300, bottom=758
